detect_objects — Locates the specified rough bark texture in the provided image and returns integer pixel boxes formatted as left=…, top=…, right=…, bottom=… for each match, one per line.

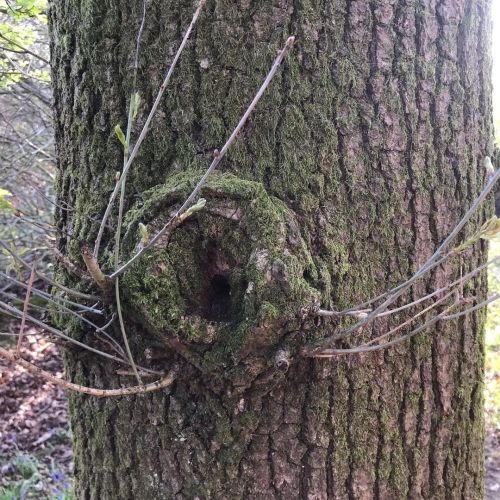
left=49, top=0, right=493, bottom=498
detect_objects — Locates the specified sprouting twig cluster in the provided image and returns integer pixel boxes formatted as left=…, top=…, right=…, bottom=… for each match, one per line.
left=0, top=0, right=499, bottom=397
left=0, top=0, right=298, bottom=396
left=301, top=168, right=500, bottom=357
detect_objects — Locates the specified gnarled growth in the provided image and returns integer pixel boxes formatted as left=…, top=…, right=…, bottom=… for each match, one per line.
left=121, top=172, right=319, bottom=372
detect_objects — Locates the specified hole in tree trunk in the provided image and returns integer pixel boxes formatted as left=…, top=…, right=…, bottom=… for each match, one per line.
left=211, top=274, right=231, bottom=300
left=194, top=273, right=232, bottom=322
left=303, top=268, right=313, bottom=284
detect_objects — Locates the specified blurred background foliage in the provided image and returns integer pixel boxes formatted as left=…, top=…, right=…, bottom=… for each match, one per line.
left=487, top=0, right=500, bottom=432
left=0, top=0, right=54, bottom=290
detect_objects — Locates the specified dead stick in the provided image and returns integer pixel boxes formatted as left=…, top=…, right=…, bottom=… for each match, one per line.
left=82, top=246, right=113, bottom=290
left=16, top=258, right=38, bottom=357
left=0, top=345, right=177, bottom=397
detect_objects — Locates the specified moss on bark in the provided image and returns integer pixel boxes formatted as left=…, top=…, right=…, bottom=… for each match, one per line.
left=120, top=172, right=319, bottom=363
left=49, top=0, right=492, bottom=498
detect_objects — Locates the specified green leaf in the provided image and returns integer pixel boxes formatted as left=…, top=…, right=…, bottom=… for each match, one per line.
left=131, top=92, right=141, bottom=120
left=185, top=198, right=206, bottom=217
left=114, top=124, right=127, bottom=150
left=481, top=216, right=500, bottom=241
left=7, top=0, right=46, bottom=19
left=484, top=156, right=495, bottom=176
left=0, top=188, right=13, bottom=211
left=138, top=223, right=149, bottom=245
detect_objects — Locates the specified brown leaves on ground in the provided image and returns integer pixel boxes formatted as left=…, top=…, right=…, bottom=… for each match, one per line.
left=0, top=325, right=72, bottom=495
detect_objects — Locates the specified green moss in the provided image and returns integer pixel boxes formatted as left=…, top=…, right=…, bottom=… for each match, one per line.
left=120, top=171, right=320, bottom=361
left=308, top=383, right=330, bottom=422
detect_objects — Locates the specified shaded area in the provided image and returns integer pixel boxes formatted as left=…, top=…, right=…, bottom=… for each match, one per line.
left=0, top=326, right=72, bottom=498
left=0, top=322, right=499, bottom=497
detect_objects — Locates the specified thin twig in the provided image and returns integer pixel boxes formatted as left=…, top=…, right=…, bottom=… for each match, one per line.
left=81, top=246, right=113, bottom=291
left=0, top=300, right=148, bottom=370
left=0, top=331, right=38, bottom=337
left=317, top=308, right=371, bottom=319
left=0, top=285, right=123, bottom=357
left=111, top=0, right=148, bottom=385
left=0, top=344, right=177, bottom=397
left=307, top=168, right=500, bottom=354
left=340, top=252, right=454, bottom=313
left=0, top=240, right=100, bottom=301
left=115, top=279, right=142, bottom=384
left=47, top=244, right=89, bottom=280
left=0, top=33, right=50, bottom=65
left=110, top=35, right=296, bottom=280
left=341, top=232, right=489, bottom=315
left=303, top=256, right=499, bottom=357
left=363, top=290, right=455, bottom=347
left=93, top=0, right=206, bottom=259
left=0, top=270, right=103, bottom=315
left=318, top=255, right=500, bottom=321
left=307, top=291, right=500, bottom=357
left=306, top=301, right=463, bottom=357
left=132, top=0, right=147, bottom=90
left=16, top=258, right=38, bottom=357
left=91, top=314, right=124, bottom=357
left=441, top=293, right=500, bottom=320
left=115, top=368, right=160, bottom=378
left=375, top=257, right=499, bottom=317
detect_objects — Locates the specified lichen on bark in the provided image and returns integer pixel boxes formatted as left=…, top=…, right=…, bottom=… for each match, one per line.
left=49, top=0, right=492, bottom=497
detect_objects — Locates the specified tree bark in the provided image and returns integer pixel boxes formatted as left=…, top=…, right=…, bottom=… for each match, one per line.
left=49, top=0, right=492, bottom=498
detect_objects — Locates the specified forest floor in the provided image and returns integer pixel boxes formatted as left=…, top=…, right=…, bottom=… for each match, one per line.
left=0, top=328, right=73, bottom=499
left=0, top=322, right=499, bottom=499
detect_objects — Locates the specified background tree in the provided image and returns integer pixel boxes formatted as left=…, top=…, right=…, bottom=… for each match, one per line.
left=47, top=0, right=493, bottom=498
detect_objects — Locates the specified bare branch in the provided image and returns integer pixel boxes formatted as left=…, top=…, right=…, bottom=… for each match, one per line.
left=307, top=168, right=500, bottom=354
left=47, top=244, right=90, bottom=280
left=15, top=257, right=37, bottom=357
left=0, top=270, right=104, bottom=316
left=0, top=345, right=177, bottom=397
left=305, top=301, right=462, bottom=357
left=0, top=240, right=100, bottom=302
left=317, top=255, right=500, bottom=321
left=115, top=279, right=142, bottom=385
left=108, top=0, right=149, bottom=386
left=0, top=300, right=130, bottom=367
left=441, top=293, right=500, bottom=320
left=317, top=308, right=371, bottom=319
left=93, top=0, right=206, bottom=259
left=81, top=245, right=113, bottom=291
left=362, top=290, right=455, bottom=347
left=110, top=35, right=296, bottom=280
left=0, top=33, right=49, bottom=64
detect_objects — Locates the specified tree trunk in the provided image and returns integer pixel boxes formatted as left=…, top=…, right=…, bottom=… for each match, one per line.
left=48, top=0, right=492, bottom=498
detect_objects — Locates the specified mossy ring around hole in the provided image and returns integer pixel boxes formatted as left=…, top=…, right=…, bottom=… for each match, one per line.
left=120, top=171, right=321, bottom=355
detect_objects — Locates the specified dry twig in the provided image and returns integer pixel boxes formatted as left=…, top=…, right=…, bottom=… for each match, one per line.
left=0, top=344, right=176, bottom=397
left=16, top=257, right=38, bottom=357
